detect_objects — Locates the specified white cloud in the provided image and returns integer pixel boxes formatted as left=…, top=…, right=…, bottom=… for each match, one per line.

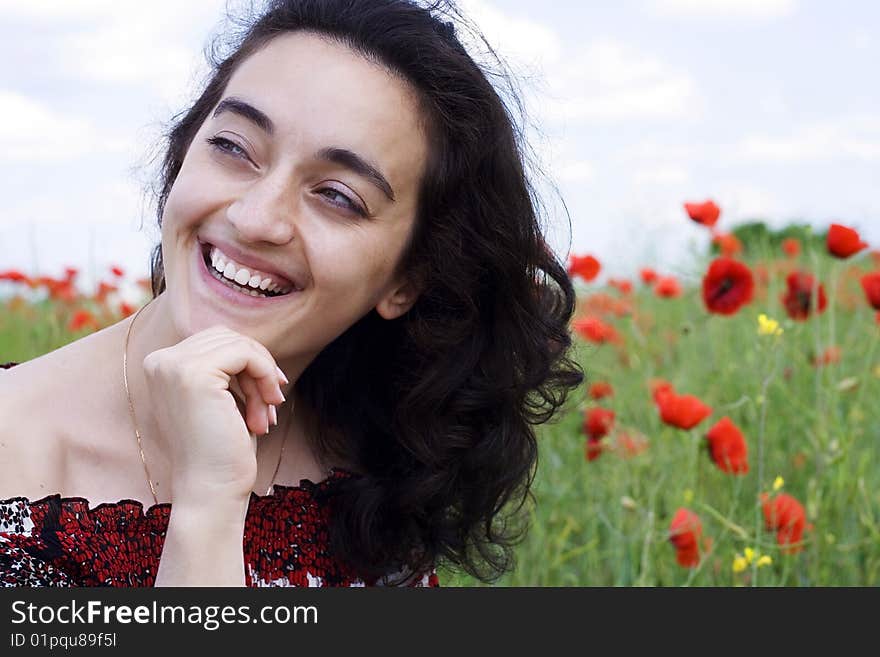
left=557, top=160, right=595, bottom=184
left=3, top=0, right=227, bottom=103
left=712, top=183, right=784, bottom=219
left=633, top=166, right=691, bottom=185
left=851, top=29, right=872, bottom=52
left=0, top=90, right=132, bottom=162
left=458, top=0, right=564, bottom=70
left=60, top=26, right=206, bottom=103
left=0, top=0, right=114, bottom=19
left=612, top=140, right=702, bottom=164
left=543, top=39, right=702, bottom=123
left=737, top=116, right=880, bottom=162
left=648, top=0, right=797, bottom=20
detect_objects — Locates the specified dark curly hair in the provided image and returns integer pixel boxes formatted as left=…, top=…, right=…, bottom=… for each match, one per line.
left=145, top=0, right=583, bottom=585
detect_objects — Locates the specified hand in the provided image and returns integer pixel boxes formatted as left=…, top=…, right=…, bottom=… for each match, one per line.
left=142, top=326, right=288, bottom=505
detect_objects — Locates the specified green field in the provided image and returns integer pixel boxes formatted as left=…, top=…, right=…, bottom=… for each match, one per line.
left=3, top=237, right=879, bottom=586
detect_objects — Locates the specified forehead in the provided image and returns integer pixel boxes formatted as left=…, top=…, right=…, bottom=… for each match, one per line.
left=223, top=31, right=428, bottom=195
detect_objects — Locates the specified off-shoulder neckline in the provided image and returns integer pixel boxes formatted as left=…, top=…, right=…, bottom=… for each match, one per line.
left=0, top=467, right=355, bottom=520
left=0, top=361, right=356, bottom=519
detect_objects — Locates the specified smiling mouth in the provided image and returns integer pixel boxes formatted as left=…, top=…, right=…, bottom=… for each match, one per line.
left=200, top=242, right=293, bottom=299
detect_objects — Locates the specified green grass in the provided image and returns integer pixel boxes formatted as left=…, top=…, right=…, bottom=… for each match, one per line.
left=3, top=244, right=879, bottom=586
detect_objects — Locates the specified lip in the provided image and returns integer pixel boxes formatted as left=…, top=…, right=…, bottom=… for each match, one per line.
left=199, top=237, right=300, bottom=290
left=194, top=240, right=300, bottom=308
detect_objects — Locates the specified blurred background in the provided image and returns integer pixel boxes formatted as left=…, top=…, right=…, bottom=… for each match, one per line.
left=1, top=0, right=878, bottom=298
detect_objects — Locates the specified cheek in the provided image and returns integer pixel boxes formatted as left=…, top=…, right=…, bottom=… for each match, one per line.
left=312, top=240, right=391, bottom=301
left=162, top=149, right=223, bottom=226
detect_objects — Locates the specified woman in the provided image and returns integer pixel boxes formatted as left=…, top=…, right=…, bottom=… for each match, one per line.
left=0, top=0, right=582, bottom=587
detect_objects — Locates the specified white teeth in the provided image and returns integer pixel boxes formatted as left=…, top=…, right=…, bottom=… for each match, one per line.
left=207, top=244, right=295, bottom=294
left=234, top=268, right=251, bottom=285
left=209, top=267, right=273, bottom=298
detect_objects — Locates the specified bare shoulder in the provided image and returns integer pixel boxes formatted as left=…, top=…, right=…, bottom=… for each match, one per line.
left=0, top=329, right=113, bottom=502
left=0, top=353, right=66, bottom=501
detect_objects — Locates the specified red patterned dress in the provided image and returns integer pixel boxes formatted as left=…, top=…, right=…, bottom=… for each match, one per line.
left=0, top=361, right=439, bottom=588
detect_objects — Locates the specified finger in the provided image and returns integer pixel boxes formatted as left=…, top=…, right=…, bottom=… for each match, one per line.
left=192, top=331, right=287, bottom=401
left=234, top=340, right=286, bottom=406
left=229, top=374, right=268, bottom=436
left=199, top=339, right=285, bottom=407
left=237, top=372, right=272, bottom=436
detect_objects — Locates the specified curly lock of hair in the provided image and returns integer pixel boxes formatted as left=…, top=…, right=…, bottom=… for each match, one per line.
left=144, top=0, right=584, bottom=585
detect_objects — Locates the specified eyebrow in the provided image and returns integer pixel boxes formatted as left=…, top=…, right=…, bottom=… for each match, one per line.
left=213, top=96, right=396, bottom=202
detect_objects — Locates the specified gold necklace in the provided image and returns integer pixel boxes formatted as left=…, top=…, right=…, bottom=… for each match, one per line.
left=123, top=300, right=290, bottom=506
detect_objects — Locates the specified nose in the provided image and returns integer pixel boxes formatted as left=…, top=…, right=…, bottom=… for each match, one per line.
left=225, top=171, right=297, bottom=244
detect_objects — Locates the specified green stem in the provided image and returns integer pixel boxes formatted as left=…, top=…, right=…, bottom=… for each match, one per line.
left=753, top=340, right=780, bottom=586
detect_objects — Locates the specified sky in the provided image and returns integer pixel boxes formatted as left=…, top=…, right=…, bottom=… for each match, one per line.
left=1, top=0, right=878, bottom=301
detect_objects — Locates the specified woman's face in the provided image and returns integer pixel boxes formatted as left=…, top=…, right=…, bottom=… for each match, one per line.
left=160, top=31, right=428, bottom=362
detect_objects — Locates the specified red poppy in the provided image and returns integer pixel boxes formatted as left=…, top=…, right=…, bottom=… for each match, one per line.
left=584, top=407, right=615, bottom=440
left=669, top=508, right=705, bottom=567
left=110, top=265, right=125, bottom=277
left=584, top=438, right=605, bottom=462
left=614, top=431, right=649, bottom=458
left=761, top=493, right=808, bottom=554
left=46, top=278, right=79, bottom=303
left=649, top=379, right=676, bottom=404
left=712, top=232, right=742, bottom=257
left=656, top=391, right=713, bottom=430
left=588, top=381, right=614, bottom=400
left=827, top=224, right=868, bottom=259
left=608, top=278, right=633, bottom=295
left=119, top=302, right=135, bottom=318
left=640, top=268, right=658, bottom=285
left=64, top=267, right=79, bottom=281
left=580, top=292, right=632, bottom=319
left=654, top=276, right=682, bottom=298
left=0, top=269, right=32, bottom=284
left=94, top=280, right=119, bottom=304
left=572, top=316, right=621, bottom=344
left=781, top=271, right=827, bottom=320
left=701, top=257, right=754, bottom=316
left=568, top=254, right=601, bottom=282
left=782, top=238, right=801, bottom=257
left=684, top=200, right=721, bottom=228
left=68, top=309, right=98, bottom=332
left=705, top=416, right=749, bottom=474
left=811, top=345, right=841, bottom=367
left=861, top=272, right=880, bottom=310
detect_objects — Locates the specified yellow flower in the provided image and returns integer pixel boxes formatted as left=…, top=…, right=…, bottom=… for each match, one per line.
left=757, top=313, right=783, bottom=337
left=756, top=555, right=773, bottom=568
left=743, top=547, right=756, bottom=563
left=683, top=488, right=694, bottom=504
left=773, top=476, right=784, bottom=491
left=732, top=555, right=748, bottom=573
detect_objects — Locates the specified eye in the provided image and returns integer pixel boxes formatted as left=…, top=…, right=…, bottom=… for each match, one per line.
left=318, top=187, right=368, bottom=217
left=206, top=135, right=251, bottom=161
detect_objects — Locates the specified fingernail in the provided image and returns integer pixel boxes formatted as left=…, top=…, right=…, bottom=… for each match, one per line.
left=269, top=405, right=278, bottom=426
left=276, top=366, right=289, bottom=385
